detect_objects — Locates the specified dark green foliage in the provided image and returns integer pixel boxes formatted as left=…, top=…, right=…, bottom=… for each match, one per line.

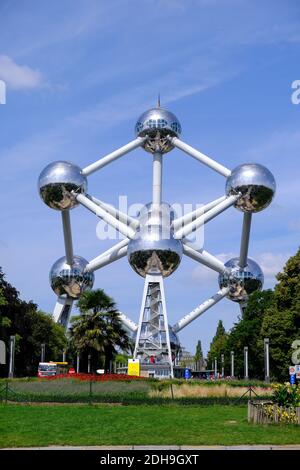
left=69, top=289, right=131, bottom=372
left=194, top=340, right=205, bottom=370
left=207, top=320, right=228, bottom=369
left=0, top=268, right=67, bottom=377
left=272, top=383, right=300, bottom=407
left=208, top=248, right=300, bottom=381
left=224, top=290, right=275, bottom=379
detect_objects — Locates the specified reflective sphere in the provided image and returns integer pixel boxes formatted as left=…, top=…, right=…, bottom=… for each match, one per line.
left=218, top=257, right=264, bottom=302
left=225, top=163, right=276, bottom=212
left=50, top=255, right=94, bottom=299
left=135, top=107, right=181, bottom=154
left=38, top=161, right=87, bottom=210
left=127, top=202, right=183, bottom=277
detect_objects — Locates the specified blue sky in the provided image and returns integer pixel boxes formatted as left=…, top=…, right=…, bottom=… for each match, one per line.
left=0, top=0, right=300, bottom=355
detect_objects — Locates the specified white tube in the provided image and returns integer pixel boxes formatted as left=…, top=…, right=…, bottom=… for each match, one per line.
left=172, top=195, right=226, bottom=231
left=53, top=296, right=73, bottom=327
left=175, top=194, right=239, bottom=239
left=239, top=212, right=252, bottom=268
left=61, top=210, right=74, bottom=265
left=183, top=243, right=229, bottom=274
left=76, top=193, right=136, bottom=239
left=152, top=151, right=163, bottom=205
left=170, top=137, right=231, bottom=177
left=119, top=313, right=138, bottom=333
left=82, top=137, right=146, bottom=176
left=173, top=287, right=229, bottom=333
left=85, top=243, right=128, bottom=273
left=91, top=196, right=139, bottom=230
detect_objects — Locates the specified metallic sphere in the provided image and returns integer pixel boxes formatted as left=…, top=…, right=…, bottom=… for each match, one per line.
left=135, top=107, right=181, bottom=154
left=38, top=161, right=87, bottom=210
left=50, top=255, right=94, bottom=299
left=218, top=257, right=264, bottom=302
left=226, top=163, right=276, bottom=213
left=127, top=202, right=183, bottom=277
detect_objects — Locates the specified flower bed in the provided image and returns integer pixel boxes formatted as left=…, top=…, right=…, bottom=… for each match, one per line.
left=248, top=401, right=300, bottom=424
left=248, top=383, right=300, bottom=425
left=42, top=373, right=142, bottom=381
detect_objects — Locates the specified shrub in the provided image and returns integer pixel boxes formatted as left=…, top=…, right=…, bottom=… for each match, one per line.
left=272, top=383, right=300, bottom=407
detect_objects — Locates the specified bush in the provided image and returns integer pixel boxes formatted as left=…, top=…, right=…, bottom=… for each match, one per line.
left=272, top=383, right=300, bottom=407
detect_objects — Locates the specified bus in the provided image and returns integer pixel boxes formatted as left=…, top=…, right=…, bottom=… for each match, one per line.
left=37, top=361, right=69, bottom=377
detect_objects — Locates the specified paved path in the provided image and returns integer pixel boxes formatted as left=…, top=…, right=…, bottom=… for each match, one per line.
left=3, top=445, right=300, bottom=450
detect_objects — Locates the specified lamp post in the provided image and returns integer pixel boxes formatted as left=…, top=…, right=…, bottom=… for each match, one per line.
left=230, top=351, right=235, bottom=378
left=8, top=335, right=16, bottom=378
left=244, top=346, right=249, bottom=379
left=221, top=353, right=224, bottom=378
left=41, top=343, right=46, bottom=363
left=264, top=338, right=270, bottom=383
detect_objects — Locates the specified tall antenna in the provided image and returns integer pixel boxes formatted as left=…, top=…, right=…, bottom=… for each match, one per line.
left=157, top=93, right=161, bottom=108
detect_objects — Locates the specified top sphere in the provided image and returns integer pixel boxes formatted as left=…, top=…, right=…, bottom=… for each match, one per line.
left=135, top=107, right=181, bottom=154
left=38, top=161, right=87, bottom=210
left=226, top=163, right=276, bottom=213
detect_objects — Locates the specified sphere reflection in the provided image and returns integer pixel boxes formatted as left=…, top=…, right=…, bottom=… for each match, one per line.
left=226, top=163, right=276, bottom=213
left=38, top=161, right=87, bottom=210
left=218, top=257, right=264, bottom=302
left=50, top=255, right=94, bottom=299
left=135, top=107, right=181, bottom=154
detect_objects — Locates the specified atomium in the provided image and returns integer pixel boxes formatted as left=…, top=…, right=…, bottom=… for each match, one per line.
left=218, top=257, right=264, bottom=302
left=38, top=161, right=87, bottom=210
left=50, top=255, right=94, bottom=299
left=127, top=202, right=183, bottom=277
left=135, top=107, right=181, bottom=154
left=134, top=325, right=180, bottom=357
left=39, top=102, right=276, bottom=378
left=226, top=163, right=276, bottom=213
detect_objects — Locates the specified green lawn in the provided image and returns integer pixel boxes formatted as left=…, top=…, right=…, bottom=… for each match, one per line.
left=1, top=403, right=300, bottom=447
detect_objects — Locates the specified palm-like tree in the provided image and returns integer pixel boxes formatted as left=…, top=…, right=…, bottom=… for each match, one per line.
left=69, top=289, right=130, bottom=372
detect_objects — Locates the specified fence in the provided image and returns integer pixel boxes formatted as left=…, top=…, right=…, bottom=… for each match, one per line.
left=0, top=377, right=272, bottom=406
left=248, top=400, right=300, bottom=425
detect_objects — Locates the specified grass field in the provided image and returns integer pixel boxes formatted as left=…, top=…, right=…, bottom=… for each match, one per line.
left=0, top=377, right=272, bottom=404
left=1, top=403, right=300, bottom=448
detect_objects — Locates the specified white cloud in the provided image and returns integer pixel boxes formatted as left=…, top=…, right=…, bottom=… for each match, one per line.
left=0, top=55, right=43, bottom=90
left=256, top=252, right=289, bottom=283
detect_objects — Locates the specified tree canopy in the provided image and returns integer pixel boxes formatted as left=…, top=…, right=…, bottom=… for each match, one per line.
left=206, top=247, right=300, bottom=381
left=0, top=268, right=66, bottom=377
left=69, top=289, right=131, bottom=372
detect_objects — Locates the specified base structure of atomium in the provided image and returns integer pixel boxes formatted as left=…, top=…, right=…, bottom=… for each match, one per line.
left=38, top=103, right=276, bottom=378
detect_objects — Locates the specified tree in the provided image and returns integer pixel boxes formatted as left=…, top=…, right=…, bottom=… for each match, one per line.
left=194, top=340, right=205, bottom=371
left=225, top=290, right=275, bottom=379
left=222, top=248, right=300, bottom=380
left=0, top=268, right=67, bottom=377
left=70, top=289, right=130, bottom=372
left=207, top=320, right=228, bottom=370
left=258, top=248, right=300, bottom=381
left=15, top=310, right=67, bottom=376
